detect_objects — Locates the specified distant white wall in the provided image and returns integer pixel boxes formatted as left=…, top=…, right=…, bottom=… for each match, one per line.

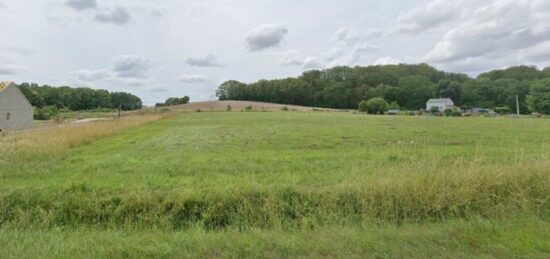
left=0, top=86, right=34, bottom=130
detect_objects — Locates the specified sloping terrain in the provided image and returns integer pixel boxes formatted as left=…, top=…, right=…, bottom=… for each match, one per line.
left=169, top=100, right=337, bottom=112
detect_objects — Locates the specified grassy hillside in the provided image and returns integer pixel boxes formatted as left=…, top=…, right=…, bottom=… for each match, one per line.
left=1, top=111, right=549, bottom=257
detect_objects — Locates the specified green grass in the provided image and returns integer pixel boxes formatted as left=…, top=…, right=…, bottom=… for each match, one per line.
left=1, top=218, right=549, bottom=258
left=1, top=112, right=549, bottom=257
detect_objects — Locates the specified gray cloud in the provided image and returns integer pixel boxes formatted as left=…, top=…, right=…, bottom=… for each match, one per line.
left=179, top=74, right=209, bottom=83
left=246, top=23, right=288, bottom=51
left=519, top=41, right=550, bottom=62
left=66, top=0, right=97, bottom=11
left=334, top=28, right=361, bottom=45
left=71, top=69, right=112, bottom=82
left=95, top=7, right=131, bottom=25
left=0, top=63, right=25, bottom=75
left=303, top=57, right=323, bottom=70
left=148, top=87, right=167, bottom=92
left=111, top=55, right=151, bottom=78
left=186, top=55, right=225, bottom=67
left=424, top=0, right=550, bottom=64
left=395, top=0, right=459, bottom=34
left=321, top=48, right=344, bottom=62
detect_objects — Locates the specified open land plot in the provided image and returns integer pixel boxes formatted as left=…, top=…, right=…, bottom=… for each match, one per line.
left=1, top=111, right=549, bottom=257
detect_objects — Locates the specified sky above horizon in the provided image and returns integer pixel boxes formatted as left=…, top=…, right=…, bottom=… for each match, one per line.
left=1, top=0, right=549, bottom=105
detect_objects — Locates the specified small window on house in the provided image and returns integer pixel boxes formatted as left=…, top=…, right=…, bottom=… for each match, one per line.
left=6, top=113, right=10, bottom=121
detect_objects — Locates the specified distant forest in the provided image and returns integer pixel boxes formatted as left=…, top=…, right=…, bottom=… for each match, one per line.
left=17, top=83, right=143, bottom=111
left=216, top=64, right=550, bottom=114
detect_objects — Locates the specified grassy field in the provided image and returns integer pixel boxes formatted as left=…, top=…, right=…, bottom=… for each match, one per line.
left=1, top=111, right=549, bottom=257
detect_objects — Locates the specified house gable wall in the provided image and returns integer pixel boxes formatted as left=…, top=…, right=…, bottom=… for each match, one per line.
left=0, top=85, right=34, bottom=130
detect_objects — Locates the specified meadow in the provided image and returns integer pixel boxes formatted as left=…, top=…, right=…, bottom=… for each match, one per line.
left=1, top=111, right=549, bottom=257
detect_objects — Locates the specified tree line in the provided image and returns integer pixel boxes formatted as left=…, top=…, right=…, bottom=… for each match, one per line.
left=155, top=96, right=190, bottom=107
left=216, top=64, right=550, bottom=114
left=17, top=83, right=143, bottom=111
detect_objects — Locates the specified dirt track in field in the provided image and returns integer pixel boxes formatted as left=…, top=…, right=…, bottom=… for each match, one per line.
left=168, top=100, right=342, bottom=112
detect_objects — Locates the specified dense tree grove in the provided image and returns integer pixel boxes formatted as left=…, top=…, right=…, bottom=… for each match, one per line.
left=155, top=96, right=190, bottom=107
left=216, top=64, right=550, bottom=114
left=17, top=83, right=143, bottom=111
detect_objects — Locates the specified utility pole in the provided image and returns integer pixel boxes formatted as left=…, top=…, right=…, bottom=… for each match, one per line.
left=118, top=102, right=122, bottom=119
left=516, top=95, right=520, bottom=116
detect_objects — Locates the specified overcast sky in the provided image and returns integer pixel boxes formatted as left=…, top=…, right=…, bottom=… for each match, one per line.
left=1, top=0, right=549, bottom=105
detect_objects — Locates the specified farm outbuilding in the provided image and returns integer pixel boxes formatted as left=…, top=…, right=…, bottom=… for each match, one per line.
left=0, top=81, right=34, bottom=131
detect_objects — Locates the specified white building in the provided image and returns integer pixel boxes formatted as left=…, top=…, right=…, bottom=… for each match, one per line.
left=0, top=82, right=34, bottom=131
left=426, top=98, right=454, bottom=111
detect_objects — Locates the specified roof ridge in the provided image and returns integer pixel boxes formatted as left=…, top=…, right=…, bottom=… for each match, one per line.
left=0, top=81, right=15, bottom=92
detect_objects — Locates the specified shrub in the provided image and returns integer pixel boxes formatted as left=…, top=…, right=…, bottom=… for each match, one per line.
left=34, top=105, right=59, bottom=120
left=444, top=109, right=453, bottom=117
left=389, top=101, right=400, bottom=110
left=451, top=110, right=462, bottom=117
left=245, top=106, right=253, bottom=112
left=226, top=105, right=232, bottom=112
left=358, top=98, right=389, bottom=114
left=196, top=109, right=202, bottom=113
left=281, top=106, right=289, bottom=111
left=429, top=107, right=440, bottom=114
left=494, top=106, right=511, bottom=115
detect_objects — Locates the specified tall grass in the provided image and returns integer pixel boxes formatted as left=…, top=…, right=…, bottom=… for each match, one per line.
left=1, top=159, right=547, bottom=229
left=0, top=113, right=168, bottom=175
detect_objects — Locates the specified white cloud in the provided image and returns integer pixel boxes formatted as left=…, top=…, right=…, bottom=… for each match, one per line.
left=349, top=42, right=377, bottom=64
left=374, top=57, right=402, bottom=65
left=334, top=28, right=383, bottom=46
left=303, top=57, right=323, bottom=70
left=246, top=23, right=288, bottom=51
left=279, top=50, right=303, bottom=66
left=179, top=74, right=209, bottom=83
left=321, top=48, right=344, bottom=62
left=186, top=55, right=226, bottom=67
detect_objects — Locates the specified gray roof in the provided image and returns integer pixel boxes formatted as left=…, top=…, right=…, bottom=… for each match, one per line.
left=426, top=98, right=453, bottom=104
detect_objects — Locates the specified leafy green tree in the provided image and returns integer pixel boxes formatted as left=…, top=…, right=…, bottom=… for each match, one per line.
left=17, top=83, right=142, bottom=111
left=397, top=75, right=434, bottom=110
left=527, top=79, right=550, bottom=114
left=213, top=64, right=546, bottom=113
left=435, top=80, right=463, bottom=105
left=110, top=92, right=143, bottom=110
left=359, top=98, right=389, bottom=114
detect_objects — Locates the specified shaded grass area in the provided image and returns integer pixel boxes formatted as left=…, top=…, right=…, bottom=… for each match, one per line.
left=1, top=218, right=549, bottom=258
left=1, top=112, right=550, bottom=256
